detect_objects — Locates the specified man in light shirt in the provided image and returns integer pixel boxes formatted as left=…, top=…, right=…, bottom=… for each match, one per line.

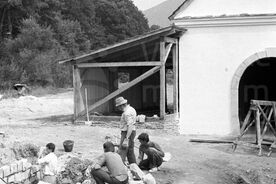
left=38, top=143, right=58, bottom=184
left=115, top=96, right=137, bottom=164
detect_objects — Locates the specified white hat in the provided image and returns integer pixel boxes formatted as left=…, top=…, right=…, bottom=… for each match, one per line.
left=115, top=97, right=127, bottom=107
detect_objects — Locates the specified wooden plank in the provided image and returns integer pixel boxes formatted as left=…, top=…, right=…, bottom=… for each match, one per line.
left=240, top=109, right=252, bottom=133
left=257, top=104, right=276, bottom=137
left=273, top=103, right=276, bottom=128
left=255, top=108, right=262, bottom=155
left=164, top=37, right=177, bottom=44
left=73, top=65, right=77, bottom=120
left=164, top=43, right=173, bottom=63
left=251, top=100, right=276, bottom=106
left=77, top=61, right=162, bottom=68
left=77, top=66, right=161, bottom=118
left=261, top=108, right=273, bottom=137
left=172, top=43, right=179, bottom=114
left=240, top=119, right=255, bottom=137
left=160, top=40, right=166, bottom=119
left=141, top=43, right=149, bottom=61
left=190, top=139, right=233, bottom=144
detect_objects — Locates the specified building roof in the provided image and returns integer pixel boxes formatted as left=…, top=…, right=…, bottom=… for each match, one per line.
left=59, top=25, right=185, bottom=64
left=169, top=0, right=276, bottom=20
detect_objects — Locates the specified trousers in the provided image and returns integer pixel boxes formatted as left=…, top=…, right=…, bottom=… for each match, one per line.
left=138, top=147, right=163, bottom=170
left=118, top=130, right=136, bottom=164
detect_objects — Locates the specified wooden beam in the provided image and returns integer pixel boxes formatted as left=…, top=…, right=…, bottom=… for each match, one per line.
left=164, top=37, right=177, bottom=44
left=164, top=43, right=173, bottom=63
left=173, top=40, right=179, bottom=114
left=160, top=40, right=166, bottom=119
left=73, top=65, right=77, bottom=120
left=77, top=61, right=162, bottom=68
left=77, top=66, right=161, bottom=118
left=251, top=100, right=276, bottom=106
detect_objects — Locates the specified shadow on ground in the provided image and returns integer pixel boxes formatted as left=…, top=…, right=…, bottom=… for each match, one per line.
left=30, top=114, right=73, bottom=124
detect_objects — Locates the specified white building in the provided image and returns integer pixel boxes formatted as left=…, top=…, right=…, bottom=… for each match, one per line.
left=170, top=0, right=276, bottom=135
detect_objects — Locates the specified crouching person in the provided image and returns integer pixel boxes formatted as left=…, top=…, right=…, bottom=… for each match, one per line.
left=137, top=133, right=164, bottom=172
left=86, top=142, right=128, bottom=184
left=37, top=143, right=58, bottom=184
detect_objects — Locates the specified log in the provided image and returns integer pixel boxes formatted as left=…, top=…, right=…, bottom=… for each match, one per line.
left=189, top=139, right=233, bottom=144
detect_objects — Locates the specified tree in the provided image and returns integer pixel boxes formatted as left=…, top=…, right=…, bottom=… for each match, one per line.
left=4, top=17, right=70, bottom=87
left=94, top=0, right=149, bottom=45
left=54, top=16, right=91, bottom=56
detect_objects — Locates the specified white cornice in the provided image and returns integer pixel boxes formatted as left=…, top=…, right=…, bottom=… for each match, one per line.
left=172, top=15, right=276, bottom=28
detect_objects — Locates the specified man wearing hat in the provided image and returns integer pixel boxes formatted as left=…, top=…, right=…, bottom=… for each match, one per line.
left=115, top=96, right=137, bottom=164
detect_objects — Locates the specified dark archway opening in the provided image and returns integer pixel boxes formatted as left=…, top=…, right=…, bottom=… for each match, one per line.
left=238, top=57, right=276, bottom=123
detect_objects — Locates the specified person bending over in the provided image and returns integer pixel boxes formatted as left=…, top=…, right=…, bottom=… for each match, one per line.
left=86, top=142, right=128, bottom=184
left=137, top=133, right=165, bottom=172
left=38, top=143, right=58, bottom=184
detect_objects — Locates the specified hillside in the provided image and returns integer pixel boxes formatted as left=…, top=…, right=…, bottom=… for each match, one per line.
left=143, top=0, right=184, bottom=27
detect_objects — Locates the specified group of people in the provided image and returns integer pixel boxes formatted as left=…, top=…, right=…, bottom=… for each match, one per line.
left=88, top=96, right=165, bottom=184
left=37, top=96, right=165, bottom=184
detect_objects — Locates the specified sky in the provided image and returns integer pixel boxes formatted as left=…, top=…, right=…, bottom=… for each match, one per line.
left=132, top=0, right=167, bottom=11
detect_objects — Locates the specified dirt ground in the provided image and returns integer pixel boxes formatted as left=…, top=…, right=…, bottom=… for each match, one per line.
left=1, top=90, right=276, bottom=184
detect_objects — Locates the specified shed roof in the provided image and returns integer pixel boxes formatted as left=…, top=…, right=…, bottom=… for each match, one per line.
left=59, top=25, right=185, bottom=64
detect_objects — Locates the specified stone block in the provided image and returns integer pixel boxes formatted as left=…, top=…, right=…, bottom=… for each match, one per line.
left=0, top=167, right=4, bottom=178
left=36, top=171, right=43, bottom=180
left=24, top=169, right=31, bottom=179
left=14, top=173, right=24, bottom=183
left=0, top=177, right=7, bottom=184
left=22, top=160, right=32, bottom=171
left=257, top=51, right=266, bottom=59
left=8, top=175, right=15, bottom=183
left=10, top=163, right=18, bottom=174
left=14, top=169, right=31, bottom=183
left=30, top=165, right=41, bottom=175
left=16, top=160, right=24, bottom=172
left=2, top=165, right=11, bottom=177
left=266, top=48, right=276, bottom=57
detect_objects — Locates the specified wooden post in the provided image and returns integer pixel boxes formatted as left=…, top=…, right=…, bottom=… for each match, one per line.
left=73, top=65, right=77, bottom=121
left=160, top=39, right=166, bottom=119
left=73, top=65, right=84, bottom=121
left=273, top=103, right=276, bottom=128
left=256, top=108, right=262, bottom=156
left=172, top=41, right=179, bottom=114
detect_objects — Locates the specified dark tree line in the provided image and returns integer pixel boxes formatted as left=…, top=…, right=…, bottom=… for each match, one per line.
left=0, top=0, right=149, bottom=89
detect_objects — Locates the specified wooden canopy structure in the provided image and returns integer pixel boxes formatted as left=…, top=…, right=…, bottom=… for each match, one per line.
left=60, top=26, right=186, bottom=122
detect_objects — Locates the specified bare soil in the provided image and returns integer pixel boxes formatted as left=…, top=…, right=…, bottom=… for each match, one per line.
left=1, top=89, right=276, bottom=184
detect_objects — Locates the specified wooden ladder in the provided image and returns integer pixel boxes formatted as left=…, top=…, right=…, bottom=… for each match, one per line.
left=232, top=100, right=276, bottom=156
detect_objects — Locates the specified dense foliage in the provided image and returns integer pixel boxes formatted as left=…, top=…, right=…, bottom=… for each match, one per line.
left=0, top=0, right=149, bottom=88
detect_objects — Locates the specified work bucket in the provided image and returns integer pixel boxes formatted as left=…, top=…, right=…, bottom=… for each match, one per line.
left=63, top=140, right=74, bottom=152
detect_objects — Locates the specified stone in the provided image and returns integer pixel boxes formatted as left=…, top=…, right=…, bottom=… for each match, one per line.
left=2, top=165, right=11, bottom=177
left=10, top=163, right=18, bottom=174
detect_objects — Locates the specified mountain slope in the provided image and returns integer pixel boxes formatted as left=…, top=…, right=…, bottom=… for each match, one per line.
left=143, top=0, right=184, bottom=27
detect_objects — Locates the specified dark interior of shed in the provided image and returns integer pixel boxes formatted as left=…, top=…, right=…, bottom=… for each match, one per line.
left=84, top=38, right=176, bottom=117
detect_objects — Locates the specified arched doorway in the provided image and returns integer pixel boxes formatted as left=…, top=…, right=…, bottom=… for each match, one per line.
left=239, top=57, right=276, bottom=121
left=231, top=48, right=276, bottom=129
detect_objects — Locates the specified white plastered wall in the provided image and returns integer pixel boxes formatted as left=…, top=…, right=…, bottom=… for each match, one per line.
left=175, top=0, right=276, bottom=19
left=178, top=24, right=276, bottom=135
